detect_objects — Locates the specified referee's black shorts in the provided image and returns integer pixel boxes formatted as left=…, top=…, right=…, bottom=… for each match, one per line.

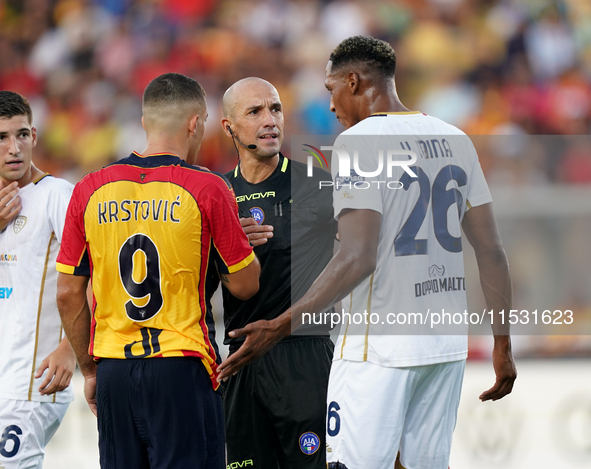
left=96, top=357, right=224, bottom=469
left=224, top=336, right=334, bottom=469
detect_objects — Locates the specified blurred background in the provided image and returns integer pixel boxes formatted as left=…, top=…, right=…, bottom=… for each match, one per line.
left=1, top=0, right=590, bottom=467
left=2, top=0, right=591, bottom=178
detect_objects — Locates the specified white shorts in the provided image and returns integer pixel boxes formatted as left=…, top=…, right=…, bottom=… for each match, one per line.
left=0, top=399, right=69, bottom=469
left=326, top=359, right=465, bottom=469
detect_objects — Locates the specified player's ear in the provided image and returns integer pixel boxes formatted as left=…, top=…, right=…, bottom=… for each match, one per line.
left=141, top=116, right=145, bottom=131
left=31, top=126, right=37, bottom=148
left=221, top=117, right=233, bottom=138
left=348, top=72, right=360, bottom=95
left=189, top=114, right=199, bottom=136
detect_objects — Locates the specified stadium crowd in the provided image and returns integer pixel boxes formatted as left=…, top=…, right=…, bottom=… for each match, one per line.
left=0, top=0, right=590, bottom=183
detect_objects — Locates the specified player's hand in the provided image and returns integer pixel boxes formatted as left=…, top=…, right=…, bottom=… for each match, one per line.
left=479, top=340, right=517, bottom=401
left=0, top=181, right=21, bottom=231
left=240, top=217, right=273, bottom=247
left=35, top=341, right=76, bottom=395
left=217, top=318, right=289, bottom=381
left=84, top=372, right=98, bottom=417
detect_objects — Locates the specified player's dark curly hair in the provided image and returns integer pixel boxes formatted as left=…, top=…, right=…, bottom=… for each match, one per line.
left=329, top=36, right=397, bottom=78
left=143, top=73, right=206, bottom=109
left=0, top=91, right=33, bottom=124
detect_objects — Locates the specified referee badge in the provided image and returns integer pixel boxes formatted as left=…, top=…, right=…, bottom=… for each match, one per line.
left=299, top=432, right=320, bottom=455
left=249, top=207, right=264, bottom=225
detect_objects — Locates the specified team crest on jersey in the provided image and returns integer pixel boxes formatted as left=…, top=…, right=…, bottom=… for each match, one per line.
left=13, top=216, right=26, bottom=234
left=428, top=264, right=445, bottom=277
left=299, top=432, right=320, bottom=455
left=249, top=207, right=264, bottom=225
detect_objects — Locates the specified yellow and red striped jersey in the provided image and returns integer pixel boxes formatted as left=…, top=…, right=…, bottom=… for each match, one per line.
left=57, top=152, right=254, bottom=388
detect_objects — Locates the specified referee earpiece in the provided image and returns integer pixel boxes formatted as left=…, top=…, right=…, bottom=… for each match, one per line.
left=227, top=126, right=257, bottom=150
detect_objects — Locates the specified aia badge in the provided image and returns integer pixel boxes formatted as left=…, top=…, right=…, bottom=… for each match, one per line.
left=299, top=432, right=320, bottom=455
left=249, top=207, right=264, bottom=225
left=13, top=216, right=27, bottom=234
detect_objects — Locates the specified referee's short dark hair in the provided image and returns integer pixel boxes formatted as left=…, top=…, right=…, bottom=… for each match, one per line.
left=0, top=91, right=33, bottom=124
left=143, top=73, right=206, bottom=110
left=329, top=36, right=397, bottom=79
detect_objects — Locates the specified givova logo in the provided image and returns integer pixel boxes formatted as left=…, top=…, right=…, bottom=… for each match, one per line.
left=227, top=460, right=253, bottom=468
left=0, top=288, right=13, bottom=299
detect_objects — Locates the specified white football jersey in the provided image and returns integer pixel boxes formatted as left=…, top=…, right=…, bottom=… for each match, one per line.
left=330, top=112, right=492, bottom=367
left=0, top=174, right=74, bottom=403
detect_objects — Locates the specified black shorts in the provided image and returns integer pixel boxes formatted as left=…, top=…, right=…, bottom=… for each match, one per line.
left=96, top=357, right=224, bottom=469
left=224, top=336, right=334, bottom=469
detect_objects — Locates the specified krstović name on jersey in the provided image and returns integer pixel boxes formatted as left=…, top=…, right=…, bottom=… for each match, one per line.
left=98, top=197, right=182, bottom=224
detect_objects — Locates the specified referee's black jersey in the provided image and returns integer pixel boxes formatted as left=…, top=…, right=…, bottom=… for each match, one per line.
left=219, top=154, right=336, bottom=350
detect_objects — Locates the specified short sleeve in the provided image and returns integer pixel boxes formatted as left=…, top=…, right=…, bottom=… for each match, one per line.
left=331, top=134, right=383, bottom=219
left=466, top=143, right=493, bottom=210
left=206, top=175, right=254, bottom=274
left=46, top=178, right=73, bottom=243
left=56, top=181, right=91, bottom=276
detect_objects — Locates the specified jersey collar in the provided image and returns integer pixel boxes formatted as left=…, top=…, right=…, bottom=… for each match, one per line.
left=370, top=111, right=422, bottom=117
left=233, top=152, right=288, bottom=178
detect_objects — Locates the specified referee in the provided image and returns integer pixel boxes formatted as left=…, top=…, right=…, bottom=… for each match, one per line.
left=218, top=77, right=336, bottom=468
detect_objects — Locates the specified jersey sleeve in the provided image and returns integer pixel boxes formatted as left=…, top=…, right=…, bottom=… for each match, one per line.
left=56, top=181, right=91, bottom=276
left=206, top=175, right=254, bottom=274
left=46, top=178, right=74, bottom=243
left=466, top=143, right=493, bottom=210
left=331, top=134, right=383, bottom=219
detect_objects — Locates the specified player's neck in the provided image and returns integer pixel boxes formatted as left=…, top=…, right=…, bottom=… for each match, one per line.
left=365, top=81, right=410, bottom=117
left=367, top=96, right=410, bottom=116
left=239, top=153, right=280, bottom=184
left=14, top=163, right=44, bottom=188
left=142, top=138, right=186, bottom=160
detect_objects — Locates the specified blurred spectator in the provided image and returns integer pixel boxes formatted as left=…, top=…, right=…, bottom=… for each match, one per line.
left=524, top=4, right=578, bottom=82
left=0, top=0, right=589, bottom=181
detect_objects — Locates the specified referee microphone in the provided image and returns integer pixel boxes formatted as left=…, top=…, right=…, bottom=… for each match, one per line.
left=227, top=126, right=257, bottom=150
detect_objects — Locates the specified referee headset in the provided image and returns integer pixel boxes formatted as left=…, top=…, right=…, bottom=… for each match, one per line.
left=226, top=126, right=260, bottom=219
left=226, top=125, right=257, bottom=156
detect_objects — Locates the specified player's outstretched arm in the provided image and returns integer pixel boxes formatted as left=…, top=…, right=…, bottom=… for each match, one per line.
left=0, top=181, right=21, bottom=231
left=462, top=202, right=517, bottom=402
left=218, top=256, right=261, bottom=300
left=217, top=209, right=381, bottom=381
left=56, top=272, right=97, bottom=415
left=35, top=336, right=76, bottom=396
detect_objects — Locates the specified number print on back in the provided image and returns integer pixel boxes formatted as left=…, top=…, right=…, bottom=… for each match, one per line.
left=395, top=165, right=467, bottom=256
left=119, top=234, right=164, bottom=321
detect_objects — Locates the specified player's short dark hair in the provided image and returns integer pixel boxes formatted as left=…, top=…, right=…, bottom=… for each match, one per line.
left=329, top=36, right=397, bottom=79
left=143, top=73, right=206, bottom=110
left=0, top=91, right=33, bottom=124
